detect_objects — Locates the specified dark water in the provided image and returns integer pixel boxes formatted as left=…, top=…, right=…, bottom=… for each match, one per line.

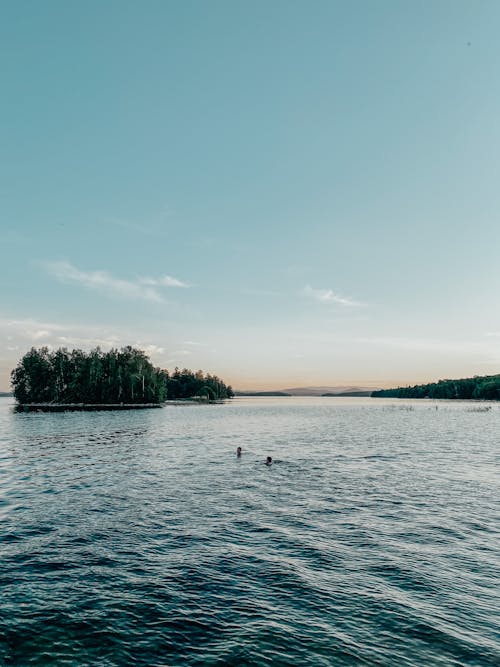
left=1, top=396, right=499, bottom=666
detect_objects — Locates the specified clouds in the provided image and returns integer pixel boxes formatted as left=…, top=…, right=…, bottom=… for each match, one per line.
left=139, top=275, right=189, bottom=288
left=42, top=263, right=361, bottom=313
left=301, top=285, right=363, bottom=307
left=1, top=318, right=68, bottom=343
left=1, top=317, right=120, bottom=349
left=0, top=316, right=168, bottom=358
left=0, top=314, right=183, bottom=389
left=43, top=261, right=188, bottom=302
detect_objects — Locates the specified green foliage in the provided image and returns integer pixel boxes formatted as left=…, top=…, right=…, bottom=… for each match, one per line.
left=11, top=347, right=234, bottom=404
left=163, top=367, right=234, bottom=400
left=372, top=374, right=500, bottom=401
left=11, top=346, right=167, bottom=404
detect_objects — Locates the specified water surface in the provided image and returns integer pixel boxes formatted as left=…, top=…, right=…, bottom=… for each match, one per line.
left=1, top=397, right=499, bottom=665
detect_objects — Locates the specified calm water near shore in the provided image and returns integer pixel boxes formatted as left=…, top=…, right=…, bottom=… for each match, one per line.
left=1, top=396, right=499, bottom=666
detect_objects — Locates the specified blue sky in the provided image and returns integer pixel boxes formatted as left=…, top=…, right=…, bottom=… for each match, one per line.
left=1, top=0, right=500, bottom=390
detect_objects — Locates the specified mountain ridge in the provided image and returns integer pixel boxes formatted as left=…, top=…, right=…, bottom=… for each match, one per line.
left=235, top=385, right=381, bottom=396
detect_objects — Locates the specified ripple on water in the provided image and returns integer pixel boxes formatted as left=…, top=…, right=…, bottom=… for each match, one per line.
left=0, top=397, right=499, bottom=666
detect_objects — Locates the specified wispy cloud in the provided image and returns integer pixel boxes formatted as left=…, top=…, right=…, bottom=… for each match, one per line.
left=1, top=318, right=68, bottom=342
left=0, top=316, right=173, bottom=389
left=301, top=285, right=363, bottom=306
left=54, top=334, right=122, bottom=349
left=32, top=330, right=51, bottom=340
left=43, top=261, right=188, bottom=302
left=1, top=317, right=123, bottom=349
left=139, top=275, right=189, bottom=288
left=132, top=343, right=165, bottom=356
left=1, top=317, right=168, bottom=358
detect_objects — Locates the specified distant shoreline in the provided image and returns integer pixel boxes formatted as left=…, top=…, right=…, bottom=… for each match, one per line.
left=372, top=373, right=500, bottom=401
left=15, top=403, right=163, bottom=412
left=14, top=398, right=229, bottom=412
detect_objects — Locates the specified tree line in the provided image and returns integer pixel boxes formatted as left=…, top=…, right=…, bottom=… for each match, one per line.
left=11, top=346, right=234, bottom=404
left=164, top=367, right=233, bottom=400
left=371, top=374, right=500, bottom=401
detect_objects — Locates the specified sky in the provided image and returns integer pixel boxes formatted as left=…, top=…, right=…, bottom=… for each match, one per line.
left=1, top=0, right=500, bottom=391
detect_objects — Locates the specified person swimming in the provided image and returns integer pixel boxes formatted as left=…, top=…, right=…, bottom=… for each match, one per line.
left=265, top=456, right=272, bottom=465
left=236, top=446, right=242, bottom=457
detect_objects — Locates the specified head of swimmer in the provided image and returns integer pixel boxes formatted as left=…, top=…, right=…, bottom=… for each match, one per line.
left=236, top=446, right=242, bottom=457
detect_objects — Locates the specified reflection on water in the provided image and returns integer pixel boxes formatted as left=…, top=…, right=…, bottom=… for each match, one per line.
left=1, top=397, right=499, bottom=666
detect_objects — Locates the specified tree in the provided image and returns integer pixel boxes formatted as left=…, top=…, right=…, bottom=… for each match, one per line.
left=11, top=346, right=170, bottom=404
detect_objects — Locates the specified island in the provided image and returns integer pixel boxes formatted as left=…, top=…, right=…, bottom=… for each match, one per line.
left=11, top=346, right=234, bottom=410
left=371, top=374, right=500, bottom=401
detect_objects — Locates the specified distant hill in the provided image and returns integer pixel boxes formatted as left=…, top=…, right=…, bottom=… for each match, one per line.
left=322, top=391, right=373, bottom=397
left=0, top=392, right=13, bottom=397
left=281, top=386, right=380, bottom=396
left=235, top=386, right=380, bottom=396
left=234, top=391, right=291, bottom=397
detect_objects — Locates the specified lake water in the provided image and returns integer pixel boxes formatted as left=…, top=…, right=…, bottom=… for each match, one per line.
left=0, top=396, right=499, bottom=666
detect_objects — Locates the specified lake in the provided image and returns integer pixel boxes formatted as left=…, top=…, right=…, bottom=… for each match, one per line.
left=0, top=396, right=499, bottom=666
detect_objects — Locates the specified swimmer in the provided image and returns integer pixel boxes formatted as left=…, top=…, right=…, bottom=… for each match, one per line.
left=236, top=446, right=242, bottom=457
left=265, top=456, right=272, bottom=465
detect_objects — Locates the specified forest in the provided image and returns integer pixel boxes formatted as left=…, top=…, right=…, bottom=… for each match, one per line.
left=371, top=374, right=500, bottom=401
left=163, top=367, right=234, bottom=401
left=10, top=347, right=234, bottom=404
